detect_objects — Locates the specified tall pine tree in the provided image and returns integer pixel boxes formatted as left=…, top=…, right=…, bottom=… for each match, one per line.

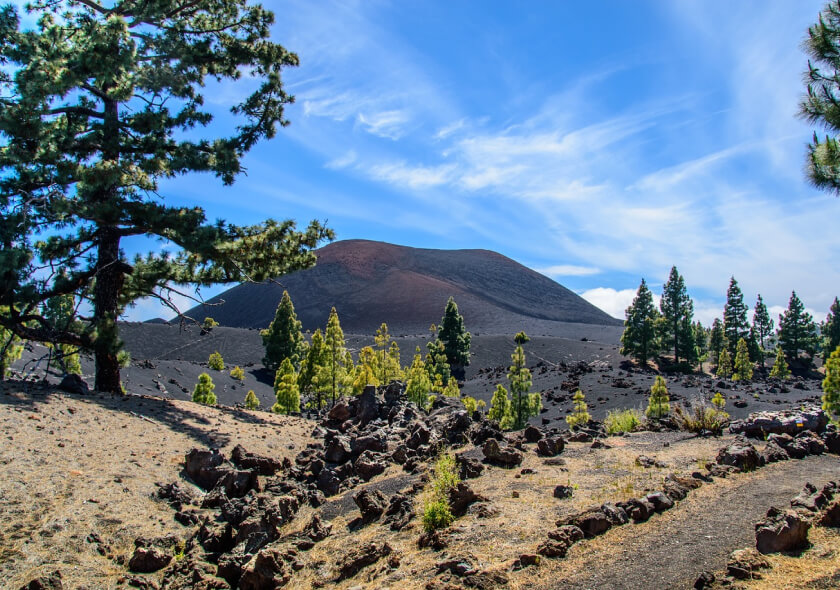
left=723, top=277, right=750, bottom=359
left=508, top=332, right=540, bottom=430
left=0, top=1, right=331, bottom=392
left=778, top=291, right=819, bottom=365
left=752, top=294, right=774, bottom=351
left=298, top=329, right=326, bottom=409
left=621, top=279, right=659, bottom=366
left=659, top=266, right=696, bottom=366
left=323, top=307, right=349, bottom=406
left=822, top=297, right=840, bottom=357
left=437, top=297, right=471, bottom=380
left=261, top=291, right=303, bottom=371
left=709, top=318, right=725, bottom=365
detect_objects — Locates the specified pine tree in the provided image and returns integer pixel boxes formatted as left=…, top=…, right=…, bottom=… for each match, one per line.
left=0, top=308, right=22, bottom=380
left=42, top=291, right=84, bottom=376
left=778, top=291, right=819, bottom=365
left=621, top=279, right=659, bottom=366
left=230, top=366, right=245, bottom=382
left=508, top=332, right=540, bottom=429
left=711, top=392, right=726, bottom=411
left=752, top=294, right=774, bottom=350
left=324, top=307, right=349, bottom=406
left=723, top=277, right=750, bottom=359
left=693, top=321, right=709, bottom=362
left=437, top=297, right=471, bottom=380
left=273, top=358, right=300, bottom=415
left=567, top=390, right=591, bottom=429
left=801, top=1, right=840, bottom=194
left=646, top=376, right=670, bottom=419
left=822, top=297, right=840, bottom=357
left=717, top=348, right=733, bottom=379
left=405, top=347, right=433, bottom=408
left=822, top=346, right=840, bottom=421
left=425, top=338, right=451, bottom=386
left=208, top=351, right=224, bottom=371
left=374, top=323, right=392, bottom=384
left=659, top=266, right=696, bottom=366
left=387, top=341, right=403, bottom=383
left=0, top=1, right=331, bottom=393
left=261, top=291, right=303, bottom=371
left=244, top=390, right=260, bottom=410
left=298, top=329, right=326, bottom=409
left=192, top=373, right=216, bottom=405
left=770, top=346, right=791, bottom=379
left=709, top=318, right=725, bottom=365
left=732, top=338, right=754, bottom=381
left=488, top=384, right=513, bottom=430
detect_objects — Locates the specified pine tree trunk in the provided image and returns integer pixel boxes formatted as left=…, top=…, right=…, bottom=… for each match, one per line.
left=94, top=230, right=124, bottom=393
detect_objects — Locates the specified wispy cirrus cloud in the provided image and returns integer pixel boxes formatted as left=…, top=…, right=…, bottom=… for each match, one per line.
left=539, top=265, right=601, bottom=278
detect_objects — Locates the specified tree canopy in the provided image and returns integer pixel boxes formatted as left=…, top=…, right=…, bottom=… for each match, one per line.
left=0, top=1, right=331, bottom=392
left=778, top=291, right=819, bottom=365
left=621, top=279, right=658, bottom=366
left=723, top=277, right=750, bottom=359
left=437, top=297, right=471, bottom=379
left=659, top=266, right=696, bottom=366
left=801, top=0, right=840, bottom=194
left=261, top=290, right=303, bottom=371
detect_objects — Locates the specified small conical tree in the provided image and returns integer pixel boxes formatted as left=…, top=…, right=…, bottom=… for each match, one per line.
left=230, top=366, right=245, bottom=382
left=208, top=351, right=224, bottom=371
left=437, top=297, right=471, bottom=379
left=752, top=294, right=774, bottom=351
left=192, top=373, right=216, bottom=405
left=567, top=389, right=591, bottom=429
left=244, top=390, right=260, bottom=410
left=723, top=277, right=750, bottom=359
left=405, top=347, right=432, bottom=408
left=508, top=331, right=539, bottom=429
left=374, top=323, right=394, bottom=384
left=273, top=358, right=300, bottom=415
left=298, top=329, right=325, bottom=408
left=351, top=361, right=378, bottom=395
left=324, top=307, right=348, bottom=406
left=822, top=297, right=840, bottom=358
left=488, top=384, right=513, bottom=430
left=621, top=279, right=659, bottom=366
left=425, top=338, right=451, bottom=386
left=261, top=290, right=304, bottom=371
left=387, top=341, right=403, bottom=383
left=711, top=392, right=726, bottom=411
left=646, top=376, right=670, bottom=419
left=716, top=348, right=733, bottom=379
left=732, top=338, right=754, bottom=381
left=822, top=346, right=840, bottom=421
left=770, top=346, right=791, bottom=379
left=708, top=318, right=725, bottom=365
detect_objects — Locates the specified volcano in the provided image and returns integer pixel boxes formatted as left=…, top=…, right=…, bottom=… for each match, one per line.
left=182, top=240, right=620, bottom=334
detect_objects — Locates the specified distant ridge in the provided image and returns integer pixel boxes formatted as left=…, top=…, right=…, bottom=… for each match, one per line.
left=183, top=240, right=621, bottom=334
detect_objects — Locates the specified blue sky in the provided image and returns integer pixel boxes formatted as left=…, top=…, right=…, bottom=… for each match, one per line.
left=22, top=0, right=838, bottom=325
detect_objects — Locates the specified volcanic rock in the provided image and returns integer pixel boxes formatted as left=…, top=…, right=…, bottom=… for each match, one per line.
left=716, top=437, right=760, bottom=472
left=482, top=439, right=523, bottom=467
left=755, top=507, right=811, bottom=554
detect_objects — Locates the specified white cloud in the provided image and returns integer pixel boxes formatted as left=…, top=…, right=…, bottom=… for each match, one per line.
left=367, top=162, right=456, bottom=189
left=356, top=110, right=411, bottom=140
left=325, top=150, right=357, bottom=170
left=580, top=287, right=661, bottom=320
left=538, top=265, right=601, bottom=278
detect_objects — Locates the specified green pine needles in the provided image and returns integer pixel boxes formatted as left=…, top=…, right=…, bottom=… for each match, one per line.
left=716, top=348, right=733, bottom=379
left=261, top=291, right=304, bottom=372
left=192, top=373, right=217, bottom=405
left=732, top=338, right=753, bottom=381
left=507, top=332, right=541, bottom=430
left=488, top=385, right=514, bottom=430
left=273, top=358, right=300, bottom=415
left=230, top=366, right=245, bottom=382
left=770, top=347, right=791, bottom=379
left=208, top=351, right=225, bottom=371
left=566, top=389, right=591, bottom=429
left=244, top=390, right=260, bottom=410
left=422, top=452, right=460, bottom=532
left=822, top=346, right=840, bottom=422
left=646, top=376, right=670, bottom=419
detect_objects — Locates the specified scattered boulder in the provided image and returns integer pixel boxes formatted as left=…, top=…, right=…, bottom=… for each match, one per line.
left=755, top=507, right=811, bottom=554
left=790, top=482, right=830, bottom=513
left=727, top=548, right=770, bottom=580
left=316, top=468, right=341, bottom=497
left=455, top=452, right=484, bottom=479
left=635, top=455, right=666, bottom=469
left=357, top=386, right=380, bottom=426
left=619, top=497, right=656, bottom=523
left=184, top=448, right=226, bottom=490
left=760, top=440, right=789, bottom=464
left=337, top=542, right=393, bottom=581
left=794, top=431, right=827, bottom=455
left=818, top=500, right=840, bottom=527
left=693, top=571, right=715, bottom=589
left=353, top=451, right=388, bottom=481
left=19, top=571, right=63, bottom=590
left=238, top=547, right=290, bottom=589
left=729, top=406, right=828, bottom=438
left=230, top=444, right=283, bottom=475
left=538, top=525, right=584, bottom=558
left=482, top=439, right=523, bottom=467
left=553, top=485, right=574, bottom=499
left=437, top=556, right=478, bottom=576
left=128, top=546, right=172, bottom=573
left=384, top=493, right=415, bottom=531
left=324, top=435, right=352, bottom=464
left=418, top=530, right=450, bottom=550
left=716, top=437, right=760, bottom=472
left=327, top=400, right=352, bottom=423
left=536, top=437, right=564, bottom=457
left=354, top=488, right=387, bottom=523
left=600, top=503, right=629, bottom=526
left=448, top=482, right=486, bottom=517
left=58, top=374, right=89, bottom=395
left=644, top=492, right=674, bottom=513
left=557, top=508, right=611, bottom=537
left=351, top=433, right=388, bottom=457
left=823, top=425, right=840, bottom=454
left=302, top=514, right=332, bottom=542
left=523, top=425, right=543, bottom=443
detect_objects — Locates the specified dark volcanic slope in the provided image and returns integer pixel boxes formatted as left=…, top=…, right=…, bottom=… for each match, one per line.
left=184, top=239, right=621, bottom=334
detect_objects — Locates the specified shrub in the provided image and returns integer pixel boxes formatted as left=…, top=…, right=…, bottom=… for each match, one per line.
left=59, top=344, right=82, bottom=376
left=192, top=373, right=217, bottom=405
left=605, top=408, right=643, bottom=434
left=244, top=390, right=260, bottom=410
left=646, top=375, right=670, bottom=419
left=566, top=389, right=591, bottom=429
left=672, top=398, right=728, bottom=434
left=422, top=452, right=460, bottom=532
left=117, top=350, right=131, bottom=369
left=462, top=396, right=478, bottom=414
left=230, top=365, right=245, bottom=382
left=422, top=498, right=454, bottom=532
left=208, top=351, right=224, bottom=371
left=823, top=346, right=840, bottom=422
left=202, top=317, right=219, bottom=330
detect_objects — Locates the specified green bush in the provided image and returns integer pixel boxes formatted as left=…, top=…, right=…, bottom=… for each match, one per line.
left=244, top=390, right=260, bottom=410
left=192, top=372, right=217, bottom=405
left=673, top=398, right=728, bottom=434
left=208, top=351, right=224, bottom=371
left=566, top=389, right=591, bottom=429
left=422, top=497, right=454, bottom=532
left=605, top=408, right=643, bottom=434
left=202, top=317, right=219, bottom=330
left=230, top=365, right=245, bottom=382
left=117, top=349, right=131, bottom=368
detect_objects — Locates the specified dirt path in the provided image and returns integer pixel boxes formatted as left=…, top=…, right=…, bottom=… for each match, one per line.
left=519, top=454, right=840, bottom=590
